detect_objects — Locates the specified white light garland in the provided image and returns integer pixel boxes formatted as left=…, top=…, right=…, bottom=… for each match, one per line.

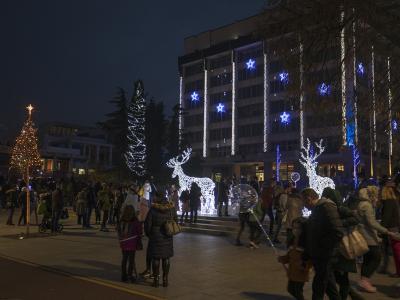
left=340, top=9, right=347, bottom=145
left=179, top=76, right=183, bottom=149
left=231, top=54, right=236, bottom=156
left=125, top=80, right=146, bottom=176
left=203, top=67, right=208, bottom=158
left=167, top=148, right=216, bottom=215
left=352, top=10, right=358, bottom=145
left=299, top=38, right=305, bottom=148
left=263, top=51, right=268, bottom=152
left=299, top=138, right=335, bottom=197
left=371, top=46, right=377, bottom=151
left=387, top=57, right=393, bottom=177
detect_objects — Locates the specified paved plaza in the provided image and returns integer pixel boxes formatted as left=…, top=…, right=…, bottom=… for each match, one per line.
left=0, top=209, right=398, bottom=299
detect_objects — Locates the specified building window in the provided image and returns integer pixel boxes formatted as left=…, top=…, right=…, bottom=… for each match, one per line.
left=210, top=72, right=232, bottom=88
left=209, top=55, right=231, bottom=70
left=236, top=45, right=263, bottom=63
left=237, top=103, right=263, bottom=119
left=269, top=60, right=284, bottom=74
left=209, top=128, right=231, bottom=141
left=269, top=80, right=286, bottom=94
left=209, top=146, right=231, bottom=158
left=209, top=111, right=230, bottom=123
left=237, top=84, right=263, bottom=99
left=238, top=143, right=263, bottom=155
left=184, top=131, right=203, bottom=143
left=270, top=117, right=299, bottom=133
left=238, top=124, right=263, bottom=137
left=184, top=62, right=203, bottom=77
left=184, top=114, right=203, bottom=127
left=185, top=79, right=204, bottom=93
left=238, top=67, right=263, bottom=81
left=209, top=91, right=232, bottom=105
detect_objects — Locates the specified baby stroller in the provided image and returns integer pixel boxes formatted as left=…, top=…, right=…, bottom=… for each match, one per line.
left=38, top=195, right=63, bottom=233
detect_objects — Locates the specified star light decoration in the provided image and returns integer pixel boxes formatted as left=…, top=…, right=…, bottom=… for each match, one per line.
left=278, top=71, right=289, bottom=85
left=357, top=62, right=365, bottom=76
left=166, top=148, right=216, bottom=215
left=280, top=111, right=291, bottom=125
left=393, top=120, right=398, bottom=131
left=191, top=91, right=200, bottom=102
left=318, top=83, right=331, bottom=96
left=216, top=103, right=225, bottom=113
left=246, top=59, right=256, bottom=70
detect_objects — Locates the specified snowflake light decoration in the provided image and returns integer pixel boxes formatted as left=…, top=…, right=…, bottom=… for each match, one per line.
left=299, top=138, right=335, bottom=197
left=216, top=103, right=225, bottom=113
left=166, top=148, right=216, bottom=215
left=191, top=91, right=200, bottom=102
left=393, top=120, right=398, bottom=131
left=357, top=62, right=365, bottom=76
left=246, top=59, right=256, bottom=70
left=318, top=83, right=331, bottom=96
left=278, top=71, right=289, bottom=85
left=280, top=111, right=290, bottom=125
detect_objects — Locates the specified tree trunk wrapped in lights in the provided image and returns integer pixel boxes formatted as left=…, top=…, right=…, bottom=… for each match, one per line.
left=125, top=80, right=147, bottom=177
left=10, top=104, right=41, bottom=236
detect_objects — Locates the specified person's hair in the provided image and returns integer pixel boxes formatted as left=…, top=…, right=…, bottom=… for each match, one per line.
left=120, top=206, right=136, bottom=222
left=301, top=188, right=318, bottom=200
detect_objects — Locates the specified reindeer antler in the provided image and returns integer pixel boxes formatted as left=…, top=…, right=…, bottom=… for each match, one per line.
left=313, top=139, right=325, bottom=161
left=166, top=148, right=192, bottom=168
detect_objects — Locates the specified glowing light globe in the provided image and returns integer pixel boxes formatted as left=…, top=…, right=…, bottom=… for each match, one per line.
left=230, top=184, right=258, bottom=211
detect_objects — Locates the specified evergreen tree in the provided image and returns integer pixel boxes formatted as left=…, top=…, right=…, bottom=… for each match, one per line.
left=125, top=80, right=146, bottom=177
left=167, top=104, right=182, bottom=157
left=100, top=87, right=128, bottom=169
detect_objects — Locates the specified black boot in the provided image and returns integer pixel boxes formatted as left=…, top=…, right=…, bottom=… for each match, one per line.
left=152, top=259, right=160, bottom=288
left=162, top=258, right=170, bottom=287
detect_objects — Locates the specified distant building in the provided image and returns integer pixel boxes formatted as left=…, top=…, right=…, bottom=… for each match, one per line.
left=39, top=122, right=114, bottom=177
left=178, top=10, right=395, bottom=183
left=0, top=145, right=11, bottom=177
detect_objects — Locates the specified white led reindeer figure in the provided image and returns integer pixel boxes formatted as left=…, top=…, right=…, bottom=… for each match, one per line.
left=166, top=148, right=216, bottom=215
left=299, top=139, right=335, bottom=197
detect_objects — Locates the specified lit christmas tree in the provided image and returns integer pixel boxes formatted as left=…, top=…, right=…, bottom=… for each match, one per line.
left=125, top=80, right=146, bottom=176
left=10, top=104, right=41, bottom=236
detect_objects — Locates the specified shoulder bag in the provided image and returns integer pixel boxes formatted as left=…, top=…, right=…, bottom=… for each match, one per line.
left=164, top=209, right=181, bottom=236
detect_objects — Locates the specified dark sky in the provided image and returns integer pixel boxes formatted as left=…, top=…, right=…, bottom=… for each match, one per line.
left=0, top=0, right=265, bottom=140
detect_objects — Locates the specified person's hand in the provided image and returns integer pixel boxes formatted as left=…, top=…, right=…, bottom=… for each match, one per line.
left=388, top=232, right=400, bottom=241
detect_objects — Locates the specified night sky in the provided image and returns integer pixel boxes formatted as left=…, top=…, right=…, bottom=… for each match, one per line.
left=0, top=0, right=265, bottom=141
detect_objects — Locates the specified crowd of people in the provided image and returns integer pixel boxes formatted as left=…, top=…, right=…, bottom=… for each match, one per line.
left=0, top=173, right=399, bottom=298
left=234, top=175, right=400, bottom=299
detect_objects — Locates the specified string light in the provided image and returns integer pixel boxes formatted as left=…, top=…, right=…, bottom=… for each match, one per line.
left=10, top=104, right=41, bottom=174
left=393, top=120, right=398, bottom=131
left=280, top=111, right=290, bottom=125
left=352, top=145, right=360, bottom=189
left=276, top=145, right=281, bottom=182
left=125, top=80, right=146, bottom=176
left=203, top=68, right=208, bottom=158
left=216, top=103, right=225, bottom=113
left=166, top=148, right=216, bottom=215
left=179, top=76, right=183, bottom=148
left=263, top=51, right=269, bottom=152
left=231, top=55, right=236, bottom=155
left=278, top=71, right=289, bottom=84
left=246, top=59, right=256, bottom=70
left=299, top=138, right=335, bottom=197
left=191, top=91, right=200, bottom=102
left=318, top=83, right=331, bottom=96
left=357, top=62, right=365, bottom=76
left=340, top=9, right=347, bottom=145
left=299, top=38, right=305, bottom=148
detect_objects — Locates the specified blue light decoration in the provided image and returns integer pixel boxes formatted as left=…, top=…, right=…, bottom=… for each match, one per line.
left=352, top=145, right=360, bottom=189
left=216, top=103, right=225, bottom=113
left=191, top=91, right=200, bottom=102
left=317, top=82, right=331, bottom=96
left=278, top=71, right=289, bottom=85
left=276, top=144, right=281, bottom=182
left=356, top=62, right=365, bottom=76
left=393, top=119, right=398, bottom=131
left=280, top=111, right=291, bottom=125
left=246, top=59, right=256, bottom=70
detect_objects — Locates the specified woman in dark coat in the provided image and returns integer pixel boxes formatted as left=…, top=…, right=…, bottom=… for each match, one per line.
left=144, top=192, right=177, bottom=287
left=189, top=183, right=201, bottom=223
left=322, top=188, right=364, bottom=300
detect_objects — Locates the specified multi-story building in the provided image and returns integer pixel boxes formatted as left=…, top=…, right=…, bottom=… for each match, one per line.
left=178, top=11, right=396, bottom=184
left=40, top=122, right=113, bottom=176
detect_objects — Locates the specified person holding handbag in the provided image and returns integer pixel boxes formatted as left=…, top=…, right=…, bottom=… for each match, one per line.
left=118, top=205, right=143, bottom=283
left=357, top=186, right=399, bottom=293
left=144, top=192, right=176, bottom=288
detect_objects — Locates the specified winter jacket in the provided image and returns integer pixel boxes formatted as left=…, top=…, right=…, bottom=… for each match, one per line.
left=248, top=201, right=264, bottom=223
left=121, top=192, right=139, bottom=214
left=306, top=197, right=344, bottom=259
left=98, top=189, right=111, bottom=211
left=51, top=189, right=63, bottom=211
left=380, top=186, right=400, bottom=229
left=279, top=246, right=312, bottom=282
left=285, top=193, right=303, bottom=229
left=118, top=220, right=143, bottom=251
left=75, top=190, right=87, bottom=215
left=144, top=202, right=176, bottom=259
left=217, top=181, right=229, bottom=203
left=5, top=189, right=18, bottom=209
left=357, top=198, right=389, bottom=246
left=260, top=186, right=274, bottom=210
left=189, top=185, right=201, bottom=209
